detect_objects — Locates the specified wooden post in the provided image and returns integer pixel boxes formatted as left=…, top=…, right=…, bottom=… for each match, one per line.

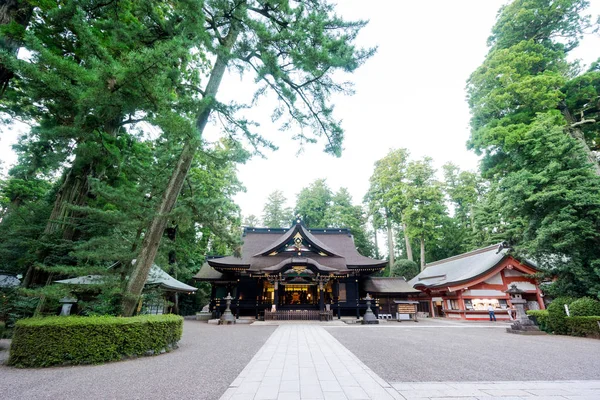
left=319, top=281, right=325, bottom=311
left=535, top=286, right=545, bottom=310
left=274, top=281, right=279, bottom=309
left=336, top=280, right=341, bottom=319
left=355, top=279, right=360, bottom=319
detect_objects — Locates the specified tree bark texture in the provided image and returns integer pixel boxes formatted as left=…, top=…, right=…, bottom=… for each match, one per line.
left=559, top=104, right=600, bottom=177
left=420, top=237, right=425, bottom=271
left=0, top=0, right=33, bottom=97
left=121, top=23, right=242, bottom=317
left=372, top=219, right=379, bottom=259
left=386, top=216, right=394, bottom=274
left=44, top=166, right=91, bottom=239
left=403, top=223, right=413, bottom=261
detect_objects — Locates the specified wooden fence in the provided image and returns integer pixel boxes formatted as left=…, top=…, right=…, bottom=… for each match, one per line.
left=264, top=309, right=333, bottom=321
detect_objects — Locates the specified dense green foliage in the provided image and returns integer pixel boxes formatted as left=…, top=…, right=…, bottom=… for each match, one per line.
left=1, top=0, right=373, bottom=317
left=466, top=0, right=600, bottom=299
left=390, top=259, right=419, bottom=280
left=365, top=149, right=484, bottom=270
left=568, top=297, right=600, bottom=317
left=565, top=316, right=600, bottom=337
left=262, top=190, right=293, bottom=228
left=526, top=309, right=550, bottom=332
left=547, top=297, right=575, bottom=334
left=8, top=315, right=183, bottom=368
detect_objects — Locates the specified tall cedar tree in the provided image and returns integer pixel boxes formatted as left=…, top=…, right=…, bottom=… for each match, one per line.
left=123, top=0, right=374, bottom=316
left=403, top=158, right=446, bottom=271
left=467, top=0, right=600, bottom=298
left=262, top=190, right=293, bottom=228
left=365, top=148, right=413, bottom=268
left=324, top=187, right=374, bottom=257
left=294, top=179, right=332, bottom=228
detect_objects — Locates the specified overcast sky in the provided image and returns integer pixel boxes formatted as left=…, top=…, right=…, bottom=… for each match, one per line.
left=1, top=1, right=599, bottom=223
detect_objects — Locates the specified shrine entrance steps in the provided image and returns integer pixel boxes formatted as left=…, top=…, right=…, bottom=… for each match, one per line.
left=264, top=309, right=333, bottom=321
left=251, top=320, right=347, bottom=326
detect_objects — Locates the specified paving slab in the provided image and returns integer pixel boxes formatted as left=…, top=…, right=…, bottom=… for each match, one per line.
left=389, top=381, right=600, bottom=400
left=219, top=325, right=400, bottom=400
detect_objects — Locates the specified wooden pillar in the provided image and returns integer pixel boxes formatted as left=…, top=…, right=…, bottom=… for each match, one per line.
left=336, top=280, right=341, bottom=319
left=319, top=281, right=325, bottom=311
left=355, top=279, right=360, bottom=319
left=457, top=291, right=466, bottom=320
left=256, top=278, right=261, bottom=319
left=535, top=285, right=545, bottom=310
left=274, top=281, right=279, bottom=309
left=210, top=284, right=216, bottom=312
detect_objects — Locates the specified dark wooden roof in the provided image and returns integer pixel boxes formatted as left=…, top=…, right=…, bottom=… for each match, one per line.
left=194, top=263, right=224, bottom=280
left=364, top=277, right=420, bottom=294
left=207, top=222, right=386, bottom=274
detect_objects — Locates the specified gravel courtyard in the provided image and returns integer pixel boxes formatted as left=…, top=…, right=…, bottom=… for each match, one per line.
left=0, top=321, right=276, bottom=400
left=326, top=320, right=600, bottom=382
left=1, top=319, right=600, bottom=399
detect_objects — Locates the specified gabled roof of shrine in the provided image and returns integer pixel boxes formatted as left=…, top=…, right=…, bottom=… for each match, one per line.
left=410, top=243, right=537, bottom=290
left=206, top=221, right=386, bottom=274
left=364, top=277, right=420, bottom=294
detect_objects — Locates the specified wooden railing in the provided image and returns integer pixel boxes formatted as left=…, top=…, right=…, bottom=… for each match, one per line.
left=264, top=309, right=333, bottom=321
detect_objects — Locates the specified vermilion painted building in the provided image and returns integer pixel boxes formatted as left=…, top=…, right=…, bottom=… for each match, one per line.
left=409, top=243, right=545, bottom=320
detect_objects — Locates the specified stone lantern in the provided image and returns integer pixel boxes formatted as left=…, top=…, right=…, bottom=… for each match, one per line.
left=59, top=297, right=78, bottom=316
left=505, top=284, right=544, bottom=335
left=362, top=293, right=379, bottom=325
left=219, top=292, right=236, bottom=325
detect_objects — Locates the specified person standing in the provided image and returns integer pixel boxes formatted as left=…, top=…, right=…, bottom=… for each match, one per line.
left=488, top=304, right=497, bottom=321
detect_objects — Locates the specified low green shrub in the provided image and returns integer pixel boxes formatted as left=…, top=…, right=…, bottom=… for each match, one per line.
left=569, top=297, right=600, bottom=317
left=526, top=309, right=549, bottom=332
left=8, top=314, right=183, bottom=368
left=566, top=316, right=600, bottom=338
left=547, top=297, right=575, bottom=335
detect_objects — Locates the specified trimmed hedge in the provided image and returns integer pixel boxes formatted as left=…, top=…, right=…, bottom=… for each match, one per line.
left=566, top=316, right=600, bottom=338
left=526, top=310, right=549, bottom=332
left=8, top=314, right=183, bottom=368
left=547, top=297, right=575, bottom=335
left=569, top=297, right=600, bottom=317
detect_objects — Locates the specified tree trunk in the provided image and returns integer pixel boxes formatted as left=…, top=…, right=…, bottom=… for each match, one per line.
left=403, top=222, right=413, bottom=261
left=372, top=219, right=379, bottom=259
left=420, top=236, right=425, bottom=271
left=0, top=0, right=33, bottom=97
left=121, top=23, right=242, bottom=317
left=44, top=166, right=91, bottom=239
left=559, top=103, right=600, bottom=177
left=386, top=216, right=394, bottom=274
left=23, top=164, right=92, bottom=287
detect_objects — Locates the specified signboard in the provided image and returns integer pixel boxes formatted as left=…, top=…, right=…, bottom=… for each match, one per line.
left=397, top=303, right=417, bottom=314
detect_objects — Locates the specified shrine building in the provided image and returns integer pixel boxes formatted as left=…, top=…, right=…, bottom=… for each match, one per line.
left=409, top=243, right=545, bottom=320
left=194, top=220, right=387, bottom=319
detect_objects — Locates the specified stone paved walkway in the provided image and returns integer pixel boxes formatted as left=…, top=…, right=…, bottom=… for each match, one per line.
left=219, top=324, right=600, bottom=400
left=390, top=380, right=600, bottom=400
left=220, top=325, right=401, bottom=400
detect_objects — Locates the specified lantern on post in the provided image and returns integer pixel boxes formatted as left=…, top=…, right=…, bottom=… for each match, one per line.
left=505, top=284, right=544, bottom=335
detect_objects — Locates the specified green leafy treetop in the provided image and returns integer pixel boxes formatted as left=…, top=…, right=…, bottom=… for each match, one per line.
left=122, top=0, right=375, bottom=316
left=364, top=148, right=412, bottom=268
left=403, top=158, right=446, bottom=271
left=262, top=190, right=293, bottom=228
left=295, top=179, right=333, bottom=228
left=467, top=0, right=600, bottom=298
